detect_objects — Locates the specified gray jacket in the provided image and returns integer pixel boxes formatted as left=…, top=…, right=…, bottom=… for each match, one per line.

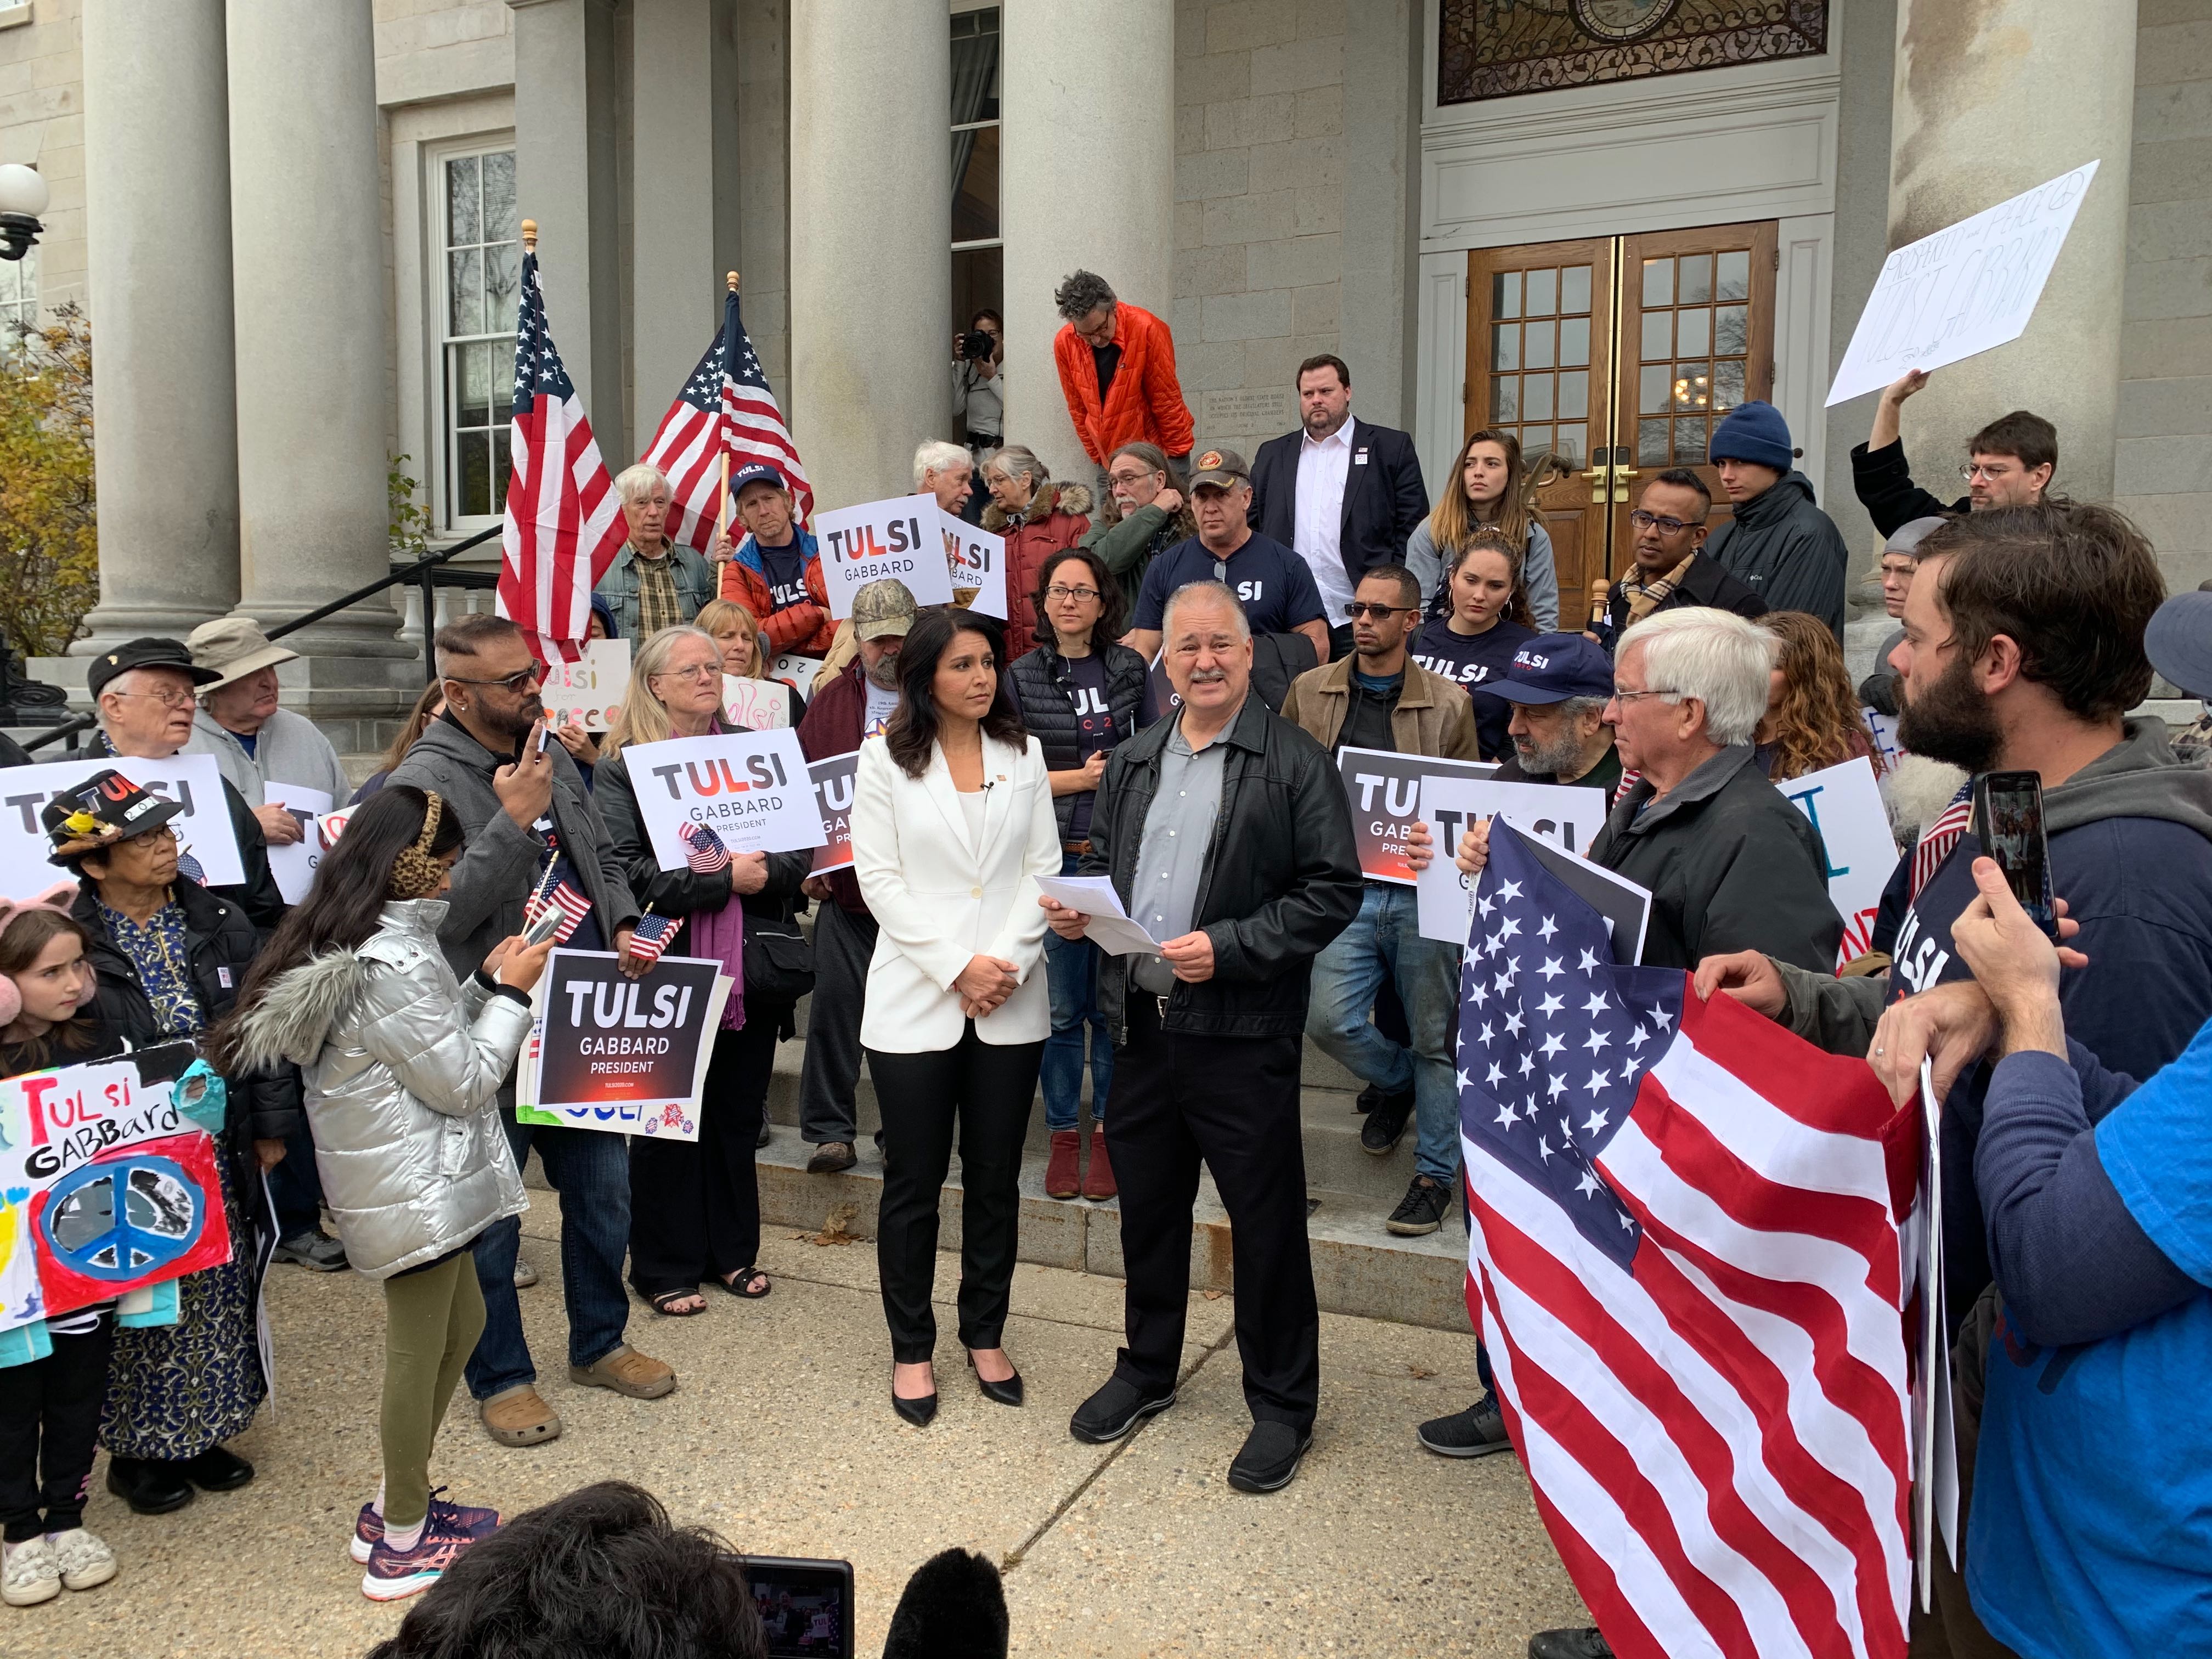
left=188, top=706, right=352, bottom=808
left=1702, top=470, right=1849, bottom=638
left=1406, top=518, right=1560, bottom=632
left=228, top=900, right=529, bottom=1279
left=388, top=714, right=641, bottom=984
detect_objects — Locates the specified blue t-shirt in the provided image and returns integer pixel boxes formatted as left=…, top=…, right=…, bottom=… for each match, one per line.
left=234, top=731, right=258, bottom=759
left=757, top=539, right=810, bottom=614
left=1132, top=532, right=1326, bottom=639
left=1409, top=614, right=1536, bottom=762
left=1968, top=1019, right=2212, bottom=1658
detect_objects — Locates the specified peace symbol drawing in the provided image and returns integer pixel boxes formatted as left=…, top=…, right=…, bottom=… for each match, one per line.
left=38, top=1154, right=205, bottom=1282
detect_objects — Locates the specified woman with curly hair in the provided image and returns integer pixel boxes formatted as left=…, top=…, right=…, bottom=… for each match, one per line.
left=1757, top=609, right=1884, bottom=782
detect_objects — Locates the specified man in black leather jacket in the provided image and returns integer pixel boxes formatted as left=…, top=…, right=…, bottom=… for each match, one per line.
left=1044, top=580, right=1361, bottom=1496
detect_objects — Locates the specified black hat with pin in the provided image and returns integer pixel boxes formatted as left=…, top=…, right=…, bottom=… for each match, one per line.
left=42, top=768, right=186, bottom=865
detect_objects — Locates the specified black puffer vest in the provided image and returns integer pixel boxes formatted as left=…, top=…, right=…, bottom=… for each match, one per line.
left=1007, top=637, right=1149, bottom=841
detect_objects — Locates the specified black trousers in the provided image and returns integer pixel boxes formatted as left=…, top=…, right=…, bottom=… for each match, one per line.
left=0, top=1310, right=116, bottom=1541
left=799, top=903, right=878, bottom=1146
left=1107, top=995, right=1319, bottom=1429
left=865, top=1025, right=1042, bottom=1363
left=628, top=1012, right=783, bottom=1295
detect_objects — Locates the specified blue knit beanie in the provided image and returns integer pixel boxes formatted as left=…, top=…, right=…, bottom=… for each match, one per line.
left=1709, top=400, right=1794, bottom=471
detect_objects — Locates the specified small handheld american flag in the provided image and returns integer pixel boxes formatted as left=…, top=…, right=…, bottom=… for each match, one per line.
left=174, top=848, right=207, bottom=885
left=679, top=821, right=731, bottom=874
left=524, top=880, right=593, bottom=945
left=624, top=911, right=681, bottom=970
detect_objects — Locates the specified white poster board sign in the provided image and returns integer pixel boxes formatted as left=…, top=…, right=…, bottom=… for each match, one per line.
left=1777, top=755, right=1900, bottom=965
left=940, top=509, right=1007, bottom=620
left=721, top=674, right=795, bottom=731
left=1826, top=161, right=2100, bottom=406
left=0, top=753, right=243, bottom=899
left=263, top=783, right=335, bottom=905
left=1414, top=776, right=1612, bottom=947
left=1862, top=707, right=1904, bottom=780
left=768, top=652, right=824, bottom=701
left=814, top=494, right=956, bottom=619
left=540, top=640, right=630, bottom=734
left=622, top=727, right=827, bottom=866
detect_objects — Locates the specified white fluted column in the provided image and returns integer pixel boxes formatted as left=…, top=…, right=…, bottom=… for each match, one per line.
left=74, top=0, right=238, bottom=653
left=1885, top=0, right=2137, bottom=502
left=225, top=0, right=405, bottom=659
left=1000, top=0, right=1176, bottom=483
left=790, top=0, right=950, bottom=507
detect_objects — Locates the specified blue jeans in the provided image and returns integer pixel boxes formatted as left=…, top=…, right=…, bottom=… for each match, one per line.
left=1040, top=851, right=1113, bottom=1131
left=466, top=1113, right=634, bottom=1401
left=1305, top=883, right=1461, bottom=1182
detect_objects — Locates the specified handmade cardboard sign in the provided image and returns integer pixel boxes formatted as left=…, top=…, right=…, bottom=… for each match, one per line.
left=541, top=640, right=630, bottom=733
left=1414, top=775, right=1614, bottom=947
left=516, top=950, right=729, bottom=1138
left=0, top=753, right=243, bottom=899
left=721, top=674, right=796, bottom=732
left=1826, top=161, right=2100, bottom=405
left=622, top=728, right=827, bottom=865
left=1335, top=748, right=1499, bottom=885
left=808, top=751, right=859, bottom=874
left=814, top=495, right=956, bottom=618
left=1778, top=755, right=1899, bottom=965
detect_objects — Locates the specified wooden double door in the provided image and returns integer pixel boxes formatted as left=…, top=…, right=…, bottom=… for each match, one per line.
left=1464, top=221, right=1779, bottom=620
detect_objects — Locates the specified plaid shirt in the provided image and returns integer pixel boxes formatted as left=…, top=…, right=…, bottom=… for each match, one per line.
left=631, top=545, right=685, bottom=637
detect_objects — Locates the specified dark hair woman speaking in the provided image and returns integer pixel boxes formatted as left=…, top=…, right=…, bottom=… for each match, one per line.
left=849, top=608, right=1060, bottom=1425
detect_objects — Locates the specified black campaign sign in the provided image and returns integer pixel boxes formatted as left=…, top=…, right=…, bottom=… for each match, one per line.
left=1335, top=747, right=1499, bottom=885
left=534, top=951, right=720, bottom=1110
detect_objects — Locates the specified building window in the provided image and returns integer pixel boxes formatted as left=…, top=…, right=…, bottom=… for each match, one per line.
left=437, top=144, right=521, bottom=528
left=0, top=246, right=36, bottom=340
left=950, top=7, right=1001, bottom=332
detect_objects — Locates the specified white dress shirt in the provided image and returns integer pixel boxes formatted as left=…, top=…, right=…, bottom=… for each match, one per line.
left=1293, top=415, right=1357, bottom=624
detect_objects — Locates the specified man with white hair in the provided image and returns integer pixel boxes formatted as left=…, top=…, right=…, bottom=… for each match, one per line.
left=913, top=438, right=974, bottom=520
left=592, top=462, right=720, bottom=638
left=1444, top=606, right=1839, bottom=972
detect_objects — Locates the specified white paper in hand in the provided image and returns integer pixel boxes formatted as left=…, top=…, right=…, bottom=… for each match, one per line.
left=1037, top=874, right=1163, bottom=958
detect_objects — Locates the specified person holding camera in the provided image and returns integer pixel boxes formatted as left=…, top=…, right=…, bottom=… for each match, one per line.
left=953, top=310, right=1004, bottom=497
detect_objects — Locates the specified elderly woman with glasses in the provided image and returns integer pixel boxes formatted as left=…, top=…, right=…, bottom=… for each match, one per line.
left=979, top=444, right=1093, bottom=662
left=592, top=627, right=815, bottom=1316
left=40, top=770, right=301, bottom=1519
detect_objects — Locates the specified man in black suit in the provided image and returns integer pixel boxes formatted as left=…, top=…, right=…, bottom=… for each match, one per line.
left=1248, top=354, right=1430, bottom=660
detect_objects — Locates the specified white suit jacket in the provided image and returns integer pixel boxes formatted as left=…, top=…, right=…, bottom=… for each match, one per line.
left=851, top=731, right=1062, bottom=1052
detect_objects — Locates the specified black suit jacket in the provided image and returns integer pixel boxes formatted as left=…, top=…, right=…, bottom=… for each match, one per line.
left=1248, top=419, right=1429, bottom=597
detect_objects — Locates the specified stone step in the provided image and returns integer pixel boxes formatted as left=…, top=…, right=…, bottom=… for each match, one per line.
left=751, top=1121, right=1470, bottom=1333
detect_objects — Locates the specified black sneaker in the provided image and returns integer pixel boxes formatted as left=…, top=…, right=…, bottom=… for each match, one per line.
left=272, top=1228, right=349, bottom=1271
left=1386, top=1174, right=1452, bottom=1235
left=1069, top=1376, right=1177, bottom=1443
left=1528, top=1629, right=1613, bottom=1658
left=1417, top=1393, right=1513, bottom=1458
left=1353, top=1083, right=1382, bottom=1115
left=1358, top=1087, right=1415, bottom=1154
left=1226, top=1420, right=1312, bottom=1493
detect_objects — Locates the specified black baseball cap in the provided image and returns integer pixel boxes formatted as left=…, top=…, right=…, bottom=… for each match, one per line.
left=86, top=636, right=220, bottom=701
left=730, top=461, right=787, bottom=499
left=42, top=767, right=187, bottom=864
left=1486, top=632, right=1617, bottom=706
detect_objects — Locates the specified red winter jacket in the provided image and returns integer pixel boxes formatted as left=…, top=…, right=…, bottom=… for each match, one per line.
left=719, top=531, right=834, bottom=657
left=983, top=479, right=1093, bottom=661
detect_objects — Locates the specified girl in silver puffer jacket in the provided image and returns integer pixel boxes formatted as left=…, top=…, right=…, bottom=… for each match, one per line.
left=217, top=786, right=554, bottom=1604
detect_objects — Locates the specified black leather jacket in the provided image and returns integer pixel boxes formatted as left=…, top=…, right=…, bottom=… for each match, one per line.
left=1081, top=692, right=1361, bottom=1044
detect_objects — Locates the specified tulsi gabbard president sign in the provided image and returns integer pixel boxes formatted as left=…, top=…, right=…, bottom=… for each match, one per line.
left=623, top=727, right=827, bottom=866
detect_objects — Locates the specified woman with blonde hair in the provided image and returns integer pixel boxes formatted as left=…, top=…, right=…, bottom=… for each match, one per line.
left=694, top=599, right=799, bottom=730
left=1406, top=427, right=1560, bottom=629
left=1757, top=610, right=1883, bottom=782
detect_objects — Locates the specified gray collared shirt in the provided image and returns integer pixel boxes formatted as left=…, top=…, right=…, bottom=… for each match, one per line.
left=1128, top=715, right=1227, bottom=994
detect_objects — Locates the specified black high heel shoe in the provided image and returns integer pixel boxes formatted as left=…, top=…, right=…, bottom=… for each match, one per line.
left=967, top=1350, right=1025, bottom=1408
left=891, top=1365, right=939, bottom=1426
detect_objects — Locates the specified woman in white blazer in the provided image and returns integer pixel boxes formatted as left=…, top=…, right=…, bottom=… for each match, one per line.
left=851, top=607, right=1062, bottom=1426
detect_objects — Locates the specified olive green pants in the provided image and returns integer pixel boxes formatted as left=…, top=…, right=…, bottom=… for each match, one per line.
left=380, top=1251, right=487, bottom=1531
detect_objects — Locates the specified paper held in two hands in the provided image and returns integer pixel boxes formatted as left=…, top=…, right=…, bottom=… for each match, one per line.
left=1036, top=874, right=1164, bottom=958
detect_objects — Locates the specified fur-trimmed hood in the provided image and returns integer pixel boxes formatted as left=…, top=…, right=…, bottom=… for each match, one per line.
left=228, top=946, right=373, bottom=1073
left=983, top=478, right=1092, bottom=533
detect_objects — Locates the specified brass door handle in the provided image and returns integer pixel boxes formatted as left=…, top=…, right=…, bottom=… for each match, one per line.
left=1581, top=463, right=1612, bottom=505
left=1611, top=465, right=1639, bottom=504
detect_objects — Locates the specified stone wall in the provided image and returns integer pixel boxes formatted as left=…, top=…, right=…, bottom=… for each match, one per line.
left=2118, top=0, right=2212, bottom=595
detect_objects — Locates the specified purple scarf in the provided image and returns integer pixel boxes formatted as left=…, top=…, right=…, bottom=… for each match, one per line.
left=683, top=893, right=747, bottom=1031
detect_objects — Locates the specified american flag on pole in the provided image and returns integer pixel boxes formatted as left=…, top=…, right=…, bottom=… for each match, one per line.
left=523, top=879, right=594, bottom=946
left=641, top=284, right=814, bottom=556
left=498, top=238, right=626, bottom=662
left=1458, top=825, right=1911, bottom=1659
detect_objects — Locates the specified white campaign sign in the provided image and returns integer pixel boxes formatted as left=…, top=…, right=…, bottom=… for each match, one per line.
left=721, top=674, right=795, bottom=732
left=1826, top=161, right=2100, bottom=406
left=623, top=727, right=826, bottom=867
left=940, top=508, right=1007, bottom=619
left=1862, top=707, right=1904, bottom=781
left=814, top=494, right=956, bottom=619
left=1777, top=755, right=1899, bottom=966
left=540, top=640, right=630, bottom=734
left=1414, top=776, right=1612, bottom=947
left=264, top=783, right=335, bottom=905
left=768, top=652, right=824, bottom=701
left=0, top=753, right=244, bottom=899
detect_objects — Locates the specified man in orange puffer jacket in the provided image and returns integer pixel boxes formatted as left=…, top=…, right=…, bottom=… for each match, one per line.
left=716, top=461, right=834, bottom=657
left=1051, top=270, right=1194, bottom=481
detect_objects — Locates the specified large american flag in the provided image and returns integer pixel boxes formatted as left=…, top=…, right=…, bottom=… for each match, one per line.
left=498, top=248, right=625, bottom=661
left=1459, top=825, right=1911, bottom=1659
left=641, top=285, right=814, bottom=555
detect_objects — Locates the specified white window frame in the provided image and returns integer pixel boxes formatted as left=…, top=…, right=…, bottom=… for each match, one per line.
left=0, top=246, right=37, bottom=343
left=428, top=134, right=520, bottom=535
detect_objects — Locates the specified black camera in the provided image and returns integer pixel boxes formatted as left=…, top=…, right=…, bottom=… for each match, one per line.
left=960, top=329, right=996, bottom=363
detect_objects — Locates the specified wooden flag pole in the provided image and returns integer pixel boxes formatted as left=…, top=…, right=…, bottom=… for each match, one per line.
left=716, top=270, right=740, bottom=552
left=521, top=217, right=538, bottom=253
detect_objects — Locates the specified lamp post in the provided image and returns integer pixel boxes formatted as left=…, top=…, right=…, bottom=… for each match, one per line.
left=0, top=163, right=48, bottom=261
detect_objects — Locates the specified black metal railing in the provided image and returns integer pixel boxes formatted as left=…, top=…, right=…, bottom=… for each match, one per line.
left=20, top=526, right=503, bottom=755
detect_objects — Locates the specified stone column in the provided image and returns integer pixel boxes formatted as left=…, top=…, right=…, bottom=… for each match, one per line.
left=513, top=0, right=627, bottom=462
left=73, top=0, right=239, bottom=654
left=998, top=0, right=1175, bottom=483
left=225, top=0, right=406, bottom=667
left=1884, top=0, right=2137, bottom=504
left=789, top=0, right=950, bottom=507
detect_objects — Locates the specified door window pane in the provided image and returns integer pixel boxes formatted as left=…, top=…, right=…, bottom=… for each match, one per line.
left=1639, top=363, right=1670, bottom=414
left=1559, top=315, right=1589, bottom=368
left=1640, top=309, right=1671, bottom=362
left=1522, top=375, right=1554, bottom=420
left=1558, top=370, right=1588, bottom=421
left=1491, top=376, right=1519, bottom=421
left=1523, top=319, right=1554, bottom=371
left=1526, top=267, right=1557, bottom=317
left=1637, top=417, right=1672, bottom=466
left=1493, top=270, right=1522, bottom=320
left=1717, top=250, right=1750, bottom=301
left=1716, top=304, right=1748, bottom=357
left=1641, top=257, right=1674, bottom=308
left=1673, top=363, right=1711, bottom=412
left=1674, top=416, right=1708, bottom=464
left=1521, top=425, right=1553, bottom=458
left=1679, top=253, right=1712, bottom=306
left=1492, top=323, right=1521, bottom=370
left=1677, top=307, right=1711, bottom=357
left=1553, top=427, right=1586, bottom=467
left=1713, top=359, right=1746, bottom=410
left=1561, top=264, right=1592, bottom=315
